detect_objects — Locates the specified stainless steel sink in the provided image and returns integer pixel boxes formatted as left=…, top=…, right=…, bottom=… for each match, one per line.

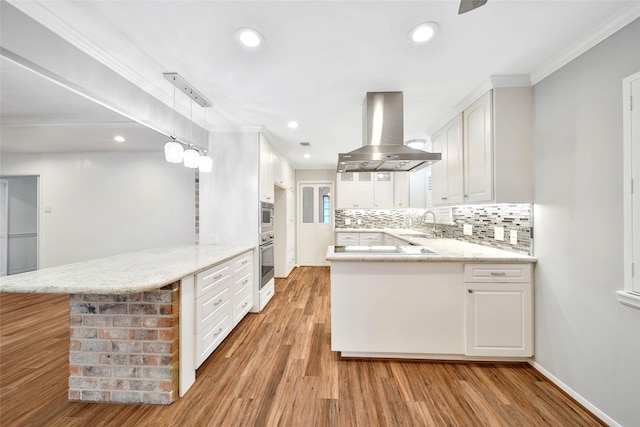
left=398, top=246, right=437, bottom=255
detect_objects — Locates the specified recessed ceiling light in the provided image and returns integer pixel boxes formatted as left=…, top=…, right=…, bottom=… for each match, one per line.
left=409, top=22, right=439, bottom=45
left=235, top=27, right=264, bottom=48
left=113, top=135, right=125, bottom=143
left=288, top=121, right=299, bottom=129
left=304, top=153, right=311, bottom=159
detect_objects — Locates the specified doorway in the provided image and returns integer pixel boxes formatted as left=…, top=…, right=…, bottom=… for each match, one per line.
left=298, top=182, right=333, bottom=266
left=0, top=176, right=38, bottom=276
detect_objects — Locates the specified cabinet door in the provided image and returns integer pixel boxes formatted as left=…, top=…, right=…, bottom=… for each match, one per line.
left=432, top=115, right=463, bottom=205
left=464, top=91, right=493, bottom=203
left=336, top=173, right=357, bottom=208
left=356, top=173, right=374, bottom=208
left=465, top=282, right=532, bottom=357
left=260, top=135, right=275, bottom=203
left=373, top=172, right=394, bottom=208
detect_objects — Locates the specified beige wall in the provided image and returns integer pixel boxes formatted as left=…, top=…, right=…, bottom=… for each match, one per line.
left=295, top=169, right=335, bottom=183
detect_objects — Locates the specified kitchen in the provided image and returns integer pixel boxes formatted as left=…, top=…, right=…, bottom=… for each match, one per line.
left=1, top=1, right=639, bottom=426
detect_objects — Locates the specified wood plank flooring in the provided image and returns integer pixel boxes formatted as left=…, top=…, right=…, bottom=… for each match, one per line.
left=1, top=267, right=604, bottom=426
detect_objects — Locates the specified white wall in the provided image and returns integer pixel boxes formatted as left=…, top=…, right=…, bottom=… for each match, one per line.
left=296, top=169, right=335, bottom=182
left=199, top=131, right=260, bottom=247
left=0, top=152, right=195, bottom=268
left=532, top=18, right=640, bottom=426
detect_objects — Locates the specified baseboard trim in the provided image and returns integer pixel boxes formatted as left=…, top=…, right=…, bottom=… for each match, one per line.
left=528, top=360, right=619, bottom=427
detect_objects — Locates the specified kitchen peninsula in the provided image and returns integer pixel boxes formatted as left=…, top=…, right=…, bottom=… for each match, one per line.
left=0, top=244, right=255, bottom=405
left=327, top=237, right=536, bottom=361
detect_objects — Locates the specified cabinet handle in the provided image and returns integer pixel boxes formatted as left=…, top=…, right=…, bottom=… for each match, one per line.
left=214, top=274, right=223, bottom=280
left=242, top=279, right=249, bottom=285
left=468, top=289, right=474, bottom=293
left=242, top=302, right=249, bottom=308
left=242, top=260, right=248, bottom=265
left=213, top=328, right=223, bottom=336
left=490, top=272, right=507, bottom=276
left=213, top=298, right=223, bottom=306
left=441, top=196, right=448, bottom=201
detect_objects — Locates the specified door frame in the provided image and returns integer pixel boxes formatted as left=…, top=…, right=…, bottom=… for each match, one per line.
left=296, top=180, right=334, bottom=266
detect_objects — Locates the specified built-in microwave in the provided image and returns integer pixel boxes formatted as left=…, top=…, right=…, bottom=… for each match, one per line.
left=260, top=202, right=274, bottom=232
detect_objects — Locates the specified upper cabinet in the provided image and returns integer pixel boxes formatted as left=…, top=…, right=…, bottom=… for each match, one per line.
left=432, top=114, right=464, bottom=206
left=260, top=135, right=296, bottom=203
left=336, top=172, right=397, bottom=209
left=273, top=151, right=295, bottom=192
left=259, top=135, right=275, bottom=203
left=337, top=172, right=374, bottom=209
left=430, top=87, right=533, bottom=206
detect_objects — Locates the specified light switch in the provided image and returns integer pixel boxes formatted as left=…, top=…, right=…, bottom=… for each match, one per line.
left=44, top=206, right=52, bottom=214
left=510, top=230, right=518, bottom=245
left=463, top=224, right=473, bottom=236
left=345, top=218, right=351, bottom=225
left=494, top=226, right=504, bottom=241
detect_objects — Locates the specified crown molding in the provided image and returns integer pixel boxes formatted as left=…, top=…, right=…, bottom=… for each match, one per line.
left=530, top=4, right=640, bottom=84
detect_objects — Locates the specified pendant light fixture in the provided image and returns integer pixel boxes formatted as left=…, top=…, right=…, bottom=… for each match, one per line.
left=164, top=85, right=184, bottom=163
left=183, top=98, right=200, bottom=168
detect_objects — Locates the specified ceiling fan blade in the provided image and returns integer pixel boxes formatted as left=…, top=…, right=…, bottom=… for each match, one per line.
left=458, top=0, right=488, bottom=14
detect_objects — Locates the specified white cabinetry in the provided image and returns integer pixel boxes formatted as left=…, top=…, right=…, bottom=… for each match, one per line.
left=337, top=172, right=374, bottom=208
left=373, top=172, right=394, bottom=208
left=335, top=232, right=382, bottom=246
left=430, top=87, right=532, bottom=205
left=431, top=114, right=464, bottom=206
left=194, top=250, right=254, bottom=367
left=393, top=172, right=410, bottom=208
left=275, top=188, right=296, bottom=278
left=464, top=264, right=533, bottom=357
left=259, top=135, right=275, bottom=203
left=274, top=152, right=295, bottom=191
left=464, top=91, right=493, bottom=203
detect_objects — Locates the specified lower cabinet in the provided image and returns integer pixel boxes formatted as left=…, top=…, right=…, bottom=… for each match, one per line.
left=335, top=232, right=382, bottom=246
left=464, top=264, right=533, bottom=357
left=195, top=250, right=254, bottom=367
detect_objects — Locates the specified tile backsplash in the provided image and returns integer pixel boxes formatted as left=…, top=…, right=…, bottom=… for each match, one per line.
left=335, top=204, right=533, bottom=255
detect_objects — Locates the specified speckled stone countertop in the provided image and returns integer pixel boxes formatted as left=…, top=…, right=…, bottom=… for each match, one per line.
left=326, top=238, right=536, bottom=263
left=0, top=245, right=255, bottom=294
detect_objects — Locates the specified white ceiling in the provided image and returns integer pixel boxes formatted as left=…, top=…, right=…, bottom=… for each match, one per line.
left=3, top=1, right=640, bottom=168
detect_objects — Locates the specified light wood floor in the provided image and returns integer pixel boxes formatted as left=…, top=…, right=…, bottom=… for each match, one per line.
left=1, top=266, right=604, bottom=426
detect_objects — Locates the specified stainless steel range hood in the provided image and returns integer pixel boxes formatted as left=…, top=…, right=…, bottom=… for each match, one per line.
left=337, top=92, right=441, bottom=173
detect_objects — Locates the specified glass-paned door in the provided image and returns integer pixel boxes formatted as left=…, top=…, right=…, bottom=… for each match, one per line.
left=299, top=182, right=333, bottom=266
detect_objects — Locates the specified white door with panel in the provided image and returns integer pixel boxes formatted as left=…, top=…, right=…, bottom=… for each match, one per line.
left=0, top=180, right=8, bottom=277
left=298, top=183, right=333, bottom=266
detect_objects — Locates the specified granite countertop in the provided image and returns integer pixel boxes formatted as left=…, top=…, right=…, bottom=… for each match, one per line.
left=326, top=238, right=536, bottom=263
left=0, top=245, right=254, bottom=294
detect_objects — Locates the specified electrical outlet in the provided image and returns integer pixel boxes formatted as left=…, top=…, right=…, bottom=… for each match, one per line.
left=510, top=230, right=518, bottom=245
left=494, top=226, right=504, bottom=241
left=44, top=206, right=52, bottom=214
left=345, top=218, right=351, bottom=225
left=208, top=234, right=219, bottom=245
left=463, top=224, right=473, bottom=236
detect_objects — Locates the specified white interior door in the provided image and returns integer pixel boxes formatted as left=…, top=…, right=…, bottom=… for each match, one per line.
left=0, top=180, right=8, bottom=276
left=298, top=182, right=333, bottom=266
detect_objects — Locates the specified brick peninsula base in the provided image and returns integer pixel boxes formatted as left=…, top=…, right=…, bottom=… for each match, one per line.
left=68, top=282, right=180, bottom=405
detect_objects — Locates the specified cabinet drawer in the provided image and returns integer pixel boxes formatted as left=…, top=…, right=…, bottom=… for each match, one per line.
left=196, top=310, right=232, bottom=366
left=232, top=271, right=252, bottom=297
left=233, top=252, right=253, bottom=276
left=232, top=292, right=253, bottom=326
left=359, top=233, right=381, bottom=245
left=336, top=233, right=359, bottom=245
left=195, top=284, right=230, bottom=333
left=196, top=262, right=231, bottom=297
left=464, top=264, right=532, bottom=283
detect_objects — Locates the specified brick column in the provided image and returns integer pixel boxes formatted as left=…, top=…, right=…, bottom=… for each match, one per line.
left=68, top=282, right=180, bottom=405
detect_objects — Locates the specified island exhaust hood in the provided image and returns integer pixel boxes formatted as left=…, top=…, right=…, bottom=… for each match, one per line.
left=337, top=91, right=441, bottom=173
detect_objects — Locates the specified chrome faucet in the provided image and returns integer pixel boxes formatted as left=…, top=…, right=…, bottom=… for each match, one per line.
left=421, top=210, right=438, bottom=237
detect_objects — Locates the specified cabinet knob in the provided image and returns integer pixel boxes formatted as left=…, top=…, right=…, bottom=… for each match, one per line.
left=468, top=289, right=474, bottom=293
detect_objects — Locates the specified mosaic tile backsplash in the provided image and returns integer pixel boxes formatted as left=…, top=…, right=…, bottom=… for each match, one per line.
left=335, top=204, right=533, bottom=255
